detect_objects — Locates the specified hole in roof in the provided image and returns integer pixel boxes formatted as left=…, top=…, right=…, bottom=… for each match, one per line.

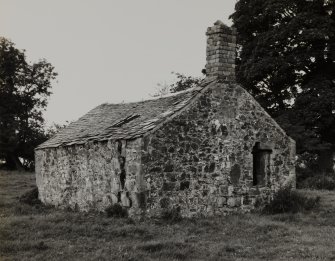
left=110, top=114, right=140, bottom=128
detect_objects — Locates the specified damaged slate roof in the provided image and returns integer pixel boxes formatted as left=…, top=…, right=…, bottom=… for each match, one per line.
left=37, top=80, right=215, bottom=149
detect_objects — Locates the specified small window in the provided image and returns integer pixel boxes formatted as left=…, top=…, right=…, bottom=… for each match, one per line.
left=252, top=142, right=272, bottom=186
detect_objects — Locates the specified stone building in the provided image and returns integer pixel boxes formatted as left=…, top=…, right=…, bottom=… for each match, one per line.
left=35, top=21, right=296, bottom=217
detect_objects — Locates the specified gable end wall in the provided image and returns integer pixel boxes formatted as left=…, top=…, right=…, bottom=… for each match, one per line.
left=142, top=82, right=295, bottom=217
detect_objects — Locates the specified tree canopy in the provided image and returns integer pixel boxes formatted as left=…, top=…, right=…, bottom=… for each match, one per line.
left=231, top=0, right=335, bottom=170
left=0, top=37, right=57, bottom=170
left=153, top=72, right=203, bottom=97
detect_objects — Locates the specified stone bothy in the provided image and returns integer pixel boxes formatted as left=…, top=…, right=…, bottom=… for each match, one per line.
left=35, top=20, right=296, bottom=217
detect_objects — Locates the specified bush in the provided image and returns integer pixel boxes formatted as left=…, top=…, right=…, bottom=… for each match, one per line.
left=262, top=187, right=320, bottom=214
left=19, top=187, right=41, bottom=205
left=300, top=175, right=335, bottom=190
left=296, top=166, right=316, bottom=186
left=161, top=206, right=182, bottom=223
left=105, top=204, right=128, bottom=218
left=296, top=152, right=335, bottom=190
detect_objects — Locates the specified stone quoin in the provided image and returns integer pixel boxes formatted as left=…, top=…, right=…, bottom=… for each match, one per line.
left=35, top=20, right=296, bottom=217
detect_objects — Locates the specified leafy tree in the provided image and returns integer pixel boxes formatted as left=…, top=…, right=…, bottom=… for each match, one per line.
left=153, top=72, right=204, bottom=97
left=0, top=37, right=57, bottom=170
left=231, top=0, right=335, bottom=171
left=168, top=72, right=204, bottom=93
left=45, top=122, right=69, bottom=138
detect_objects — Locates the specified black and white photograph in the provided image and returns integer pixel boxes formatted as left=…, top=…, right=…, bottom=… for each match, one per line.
left=1, top=0, right=334, bottom=260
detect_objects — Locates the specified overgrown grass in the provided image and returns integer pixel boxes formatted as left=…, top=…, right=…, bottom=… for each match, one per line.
left=1, top=171, right=335, bottom=260
left=262, top=187, right=320, bottom=214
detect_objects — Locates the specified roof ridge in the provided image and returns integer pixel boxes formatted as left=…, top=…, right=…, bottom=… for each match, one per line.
left=35, top=79, right=215, bottom=150
left=102, top=78, right=211, bottom=105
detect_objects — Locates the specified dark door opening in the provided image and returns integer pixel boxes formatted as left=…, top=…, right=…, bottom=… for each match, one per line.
left=252, top=142, right=272, bottom=186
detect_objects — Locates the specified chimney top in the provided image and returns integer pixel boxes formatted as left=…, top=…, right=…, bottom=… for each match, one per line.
left=214, top=20, right=224, bottom=25
left=206, top=20, right=236, bottom=35
left=205, top=21, right=237, bottom=82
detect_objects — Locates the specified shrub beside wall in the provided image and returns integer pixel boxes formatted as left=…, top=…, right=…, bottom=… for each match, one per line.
left=262, top=187, right=320, bottom=214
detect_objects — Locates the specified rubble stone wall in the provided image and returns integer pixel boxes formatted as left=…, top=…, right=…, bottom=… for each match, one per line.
left=142, top=82, right=296, bottom=217
left=35, top=138, right=145, bottom=213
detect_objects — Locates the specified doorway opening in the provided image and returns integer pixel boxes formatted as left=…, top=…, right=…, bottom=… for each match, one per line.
left=252, top=142, right=272, bottom=186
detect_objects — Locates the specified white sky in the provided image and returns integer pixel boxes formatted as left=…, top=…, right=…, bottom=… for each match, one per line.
left=1, top=0, right=236, bottom=125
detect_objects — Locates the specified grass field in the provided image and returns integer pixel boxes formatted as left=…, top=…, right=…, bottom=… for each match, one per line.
left=1, top=171, right=335, bottom=261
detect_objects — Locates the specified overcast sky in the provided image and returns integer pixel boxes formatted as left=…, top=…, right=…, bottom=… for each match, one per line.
left=1, top=0, right=236, bottom=125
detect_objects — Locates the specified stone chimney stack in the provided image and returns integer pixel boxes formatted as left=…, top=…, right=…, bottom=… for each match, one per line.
left=205, top=20, right=236, bottom=82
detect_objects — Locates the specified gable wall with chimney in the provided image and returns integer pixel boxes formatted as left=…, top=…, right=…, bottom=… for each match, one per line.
left=140, top=21, right=295, bottom=217
left=141, top=82, right=296, bottom=217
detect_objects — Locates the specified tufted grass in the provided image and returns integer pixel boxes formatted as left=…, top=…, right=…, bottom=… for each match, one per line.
left=1, top=171, right=335, bottom=261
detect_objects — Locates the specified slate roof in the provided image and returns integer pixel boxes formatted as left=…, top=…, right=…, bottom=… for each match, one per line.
left=37, top=80, right=214, bottom=149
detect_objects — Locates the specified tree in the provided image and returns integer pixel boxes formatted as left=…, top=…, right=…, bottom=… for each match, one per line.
left=231, top=0, right=335, bottom=171
left=153, top=72, right=204, bottom=97
left=45, top=122, right=69, bottom=138
left=0, top=37, right=57, bottom=170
